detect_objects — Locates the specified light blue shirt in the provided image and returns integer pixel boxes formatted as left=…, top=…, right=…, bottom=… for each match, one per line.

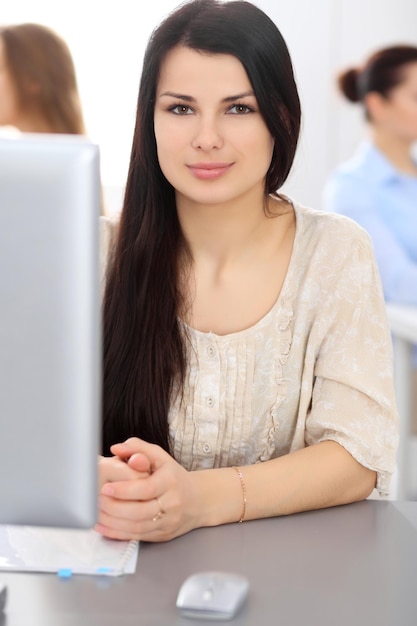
left=323, top=141, right=417, bottom=306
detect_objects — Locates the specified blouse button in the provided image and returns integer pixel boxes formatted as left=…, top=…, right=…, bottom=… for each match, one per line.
left=202, top=443, right=211, bottom=454
left=207, top=345, right=216, bottom=358
left=206, top=396, right=215, bottom=408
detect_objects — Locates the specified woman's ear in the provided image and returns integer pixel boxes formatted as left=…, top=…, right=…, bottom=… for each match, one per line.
left=364, top=91, right=388, bottom=123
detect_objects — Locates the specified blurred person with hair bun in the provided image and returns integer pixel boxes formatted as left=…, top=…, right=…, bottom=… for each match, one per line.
left=323, top=45, right=417, bottom=431
left=324, top=45, right=417, bottom=307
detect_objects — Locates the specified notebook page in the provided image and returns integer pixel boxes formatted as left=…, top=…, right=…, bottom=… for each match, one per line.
left=0, top=525, right=138, bottom=576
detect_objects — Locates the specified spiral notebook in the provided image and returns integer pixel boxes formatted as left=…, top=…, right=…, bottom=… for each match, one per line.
left=0, top=525, right=139, bottom=577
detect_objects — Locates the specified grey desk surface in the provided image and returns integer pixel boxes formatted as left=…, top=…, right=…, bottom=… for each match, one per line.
left=1, top=500, right=417, bottom=626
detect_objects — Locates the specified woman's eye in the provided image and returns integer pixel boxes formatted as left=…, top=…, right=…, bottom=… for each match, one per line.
left=170, top=105, right=193, bottom=115
left=228, top=104, right=253, bottom=114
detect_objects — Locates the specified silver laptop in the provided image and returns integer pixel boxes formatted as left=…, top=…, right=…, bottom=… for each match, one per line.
left=0, top=133, right=101, bottom=528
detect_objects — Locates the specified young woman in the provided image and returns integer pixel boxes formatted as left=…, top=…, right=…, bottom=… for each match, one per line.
left=98, top=0, right=398, bottom=543
left=0, top=22, right=85, bottom=134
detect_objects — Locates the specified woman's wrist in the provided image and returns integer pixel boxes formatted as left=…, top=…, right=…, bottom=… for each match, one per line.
left=189, top=467, right=245, bottom=528
left=231, top=466, right=247, bottom=522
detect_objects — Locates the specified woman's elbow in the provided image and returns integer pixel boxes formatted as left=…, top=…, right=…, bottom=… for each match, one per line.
left=351, top=467, right=377, bottom=502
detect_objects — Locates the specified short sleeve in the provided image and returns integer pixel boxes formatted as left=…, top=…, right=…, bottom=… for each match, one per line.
left=305, top=227, right=399, bottom=496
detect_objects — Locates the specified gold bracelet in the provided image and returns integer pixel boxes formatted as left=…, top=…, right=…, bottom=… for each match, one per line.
left=232, top=466, right=247, bottom=523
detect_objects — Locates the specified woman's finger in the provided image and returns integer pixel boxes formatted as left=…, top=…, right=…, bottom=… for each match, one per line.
left=99, top=493, right=156, bottom=522
left=126, top=452, right=152, bottom=474
left=100, top=475, right=159, bottom=501
left=98, top=454, right=149, bottom=492
left=96, top=497, right=171, bottom=541
left=110, top=438, right=170, bottom=471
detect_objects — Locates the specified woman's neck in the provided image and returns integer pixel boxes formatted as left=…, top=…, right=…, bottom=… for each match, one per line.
left=176, top=191, right=289, bottom=269
left=369, top=127, right=417, bottom=176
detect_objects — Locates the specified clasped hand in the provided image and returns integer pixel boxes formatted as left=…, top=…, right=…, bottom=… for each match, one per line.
left=96, top=438, right=199, bottom=542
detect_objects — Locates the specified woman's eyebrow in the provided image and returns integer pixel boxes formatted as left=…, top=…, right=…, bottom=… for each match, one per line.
left=222, top=91, right=255, bottom=102
left=159, top=92, right=194, bottom=101
left=158, top=90, right=255, bottom=102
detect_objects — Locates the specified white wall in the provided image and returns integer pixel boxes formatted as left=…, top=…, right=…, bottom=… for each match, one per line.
left=3, top=0, right=417, bottom=215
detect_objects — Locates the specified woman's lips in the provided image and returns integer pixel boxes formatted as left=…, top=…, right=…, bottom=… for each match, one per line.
left=187, top=162, right=234, bottom=180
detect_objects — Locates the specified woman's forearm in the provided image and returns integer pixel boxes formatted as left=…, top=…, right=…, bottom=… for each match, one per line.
left=191, top=441, right=376, bottom=528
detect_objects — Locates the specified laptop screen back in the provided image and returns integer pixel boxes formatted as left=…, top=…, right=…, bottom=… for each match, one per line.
left=0, top=133, right=101, bottom=528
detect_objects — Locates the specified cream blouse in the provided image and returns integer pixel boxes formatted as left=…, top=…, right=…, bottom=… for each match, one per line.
left=100, top=202, right=399, bottom=496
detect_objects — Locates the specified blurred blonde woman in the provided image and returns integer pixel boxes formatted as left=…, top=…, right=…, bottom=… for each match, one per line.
left=0, top=22, right=107, bottom=214
left=0, top=22, right=86, bottom=134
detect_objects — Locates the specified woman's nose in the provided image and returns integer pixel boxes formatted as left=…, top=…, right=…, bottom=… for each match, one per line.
left=191, top=116, right=224, bottom=151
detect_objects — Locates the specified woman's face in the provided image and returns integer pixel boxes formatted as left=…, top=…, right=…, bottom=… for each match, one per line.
left=0, top=38, right=20, bottom=128
left=153, top=45, right=274, bottom=209
left=373, top=61, right=417, bottom=142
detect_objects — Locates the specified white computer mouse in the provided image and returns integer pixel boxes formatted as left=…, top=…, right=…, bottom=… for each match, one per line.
left=176, top=570, right=249, bottom=620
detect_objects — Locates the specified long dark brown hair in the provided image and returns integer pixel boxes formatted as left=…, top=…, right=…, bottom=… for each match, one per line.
left=102, top=0, right=301, bottom=455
